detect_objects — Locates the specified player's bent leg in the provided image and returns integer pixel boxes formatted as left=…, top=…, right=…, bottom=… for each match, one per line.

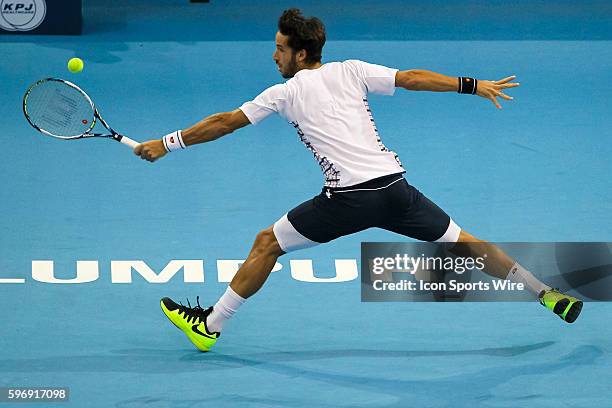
left=229, top=225, right=286, bottom=299
left=204, top=187, right=377, bottom=336
left=160, top=226, right=286, bottom=352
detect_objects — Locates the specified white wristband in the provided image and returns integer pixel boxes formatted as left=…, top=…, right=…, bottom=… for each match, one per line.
left=162, top=130, right=186, bottom=152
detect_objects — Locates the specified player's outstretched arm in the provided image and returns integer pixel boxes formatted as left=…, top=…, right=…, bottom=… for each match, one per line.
left=182, top=109, right=251, bottom=145
left=395, top=70, right=520, bottom=109
left=134, top=109, right=250, bottom=162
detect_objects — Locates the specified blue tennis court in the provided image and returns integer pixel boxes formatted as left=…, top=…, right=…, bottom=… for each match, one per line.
left=1, top=1, right=611, bottom=406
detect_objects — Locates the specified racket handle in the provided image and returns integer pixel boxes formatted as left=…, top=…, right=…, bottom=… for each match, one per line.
left=118, top=135, right=140, bottom=149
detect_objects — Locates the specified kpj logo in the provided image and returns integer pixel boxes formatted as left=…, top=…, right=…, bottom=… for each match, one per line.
left=0, top=0, right=46, bottom=31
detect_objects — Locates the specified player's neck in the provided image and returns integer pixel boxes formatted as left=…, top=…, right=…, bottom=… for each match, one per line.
left=297, top=62, right=323, bottom=72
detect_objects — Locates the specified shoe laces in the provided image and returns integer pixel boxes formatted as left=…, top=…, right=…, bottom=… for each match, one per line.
left=178, top=296, right=208, bottom=324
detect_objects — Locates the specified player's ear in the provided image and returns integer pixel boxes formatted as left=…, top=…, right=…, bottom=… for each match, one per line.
left=296, top=49, right=308, bottom=64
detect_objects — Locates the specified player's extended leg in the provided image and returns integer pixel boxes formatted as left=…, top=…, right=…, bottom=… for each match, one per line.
left=377, top=179, right=582, bottom=324
left=160, top=226, right=284, bottom=351
left=449, top=230, right=583, bottom=323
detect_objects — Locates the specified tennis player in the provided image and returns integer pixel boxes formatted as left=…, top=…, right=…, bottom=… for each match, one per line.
left=135, top=9, right=582, bottom=351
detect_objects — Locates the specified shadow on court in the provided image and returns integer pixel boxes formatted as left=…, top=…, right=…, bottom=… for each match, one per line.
left=113, top=344, right=601, bottom=407
left=0, top=341, right=557, bottom=374
left=2, top=342, right=597, bottom=407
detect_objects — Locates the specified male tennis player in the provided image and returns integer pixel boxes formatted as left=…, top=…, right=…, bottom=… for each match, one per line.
left=135, top=9, right=582, bottom=351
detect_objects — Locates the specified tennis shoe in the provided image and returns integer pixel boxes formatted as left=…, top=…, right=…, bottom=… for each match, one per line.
left=539, top=289, right=583, bottom=323
left=160, top=296, right=220, bottom=351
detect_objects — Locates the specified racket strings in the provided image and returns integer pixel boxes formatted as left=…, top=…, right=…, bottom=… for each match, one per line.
left=25, top=80, right=95, bottom=138
left=47, top=93, right=78, bottom=124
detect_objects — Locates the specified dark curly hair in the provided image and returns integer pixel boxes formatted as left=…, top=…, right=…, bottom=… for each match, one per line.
left=278, top=8, right=326, bottom=64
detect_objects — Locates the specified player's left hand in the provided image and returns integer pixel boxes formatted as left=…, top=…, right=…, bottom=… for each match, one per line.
left=134, top=139, right=167, bottom=162
left=476, top=75, right=520, bottom=109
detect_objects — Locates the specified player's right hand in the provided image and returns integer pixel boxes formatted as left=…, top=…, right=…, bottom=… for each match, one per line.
left=134, top=140, right=167, bottom=162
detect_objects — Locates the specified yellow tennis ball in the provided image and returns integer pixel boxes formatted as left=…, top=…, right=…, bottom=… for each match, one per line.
left=67, top=57, right=84, bottom=73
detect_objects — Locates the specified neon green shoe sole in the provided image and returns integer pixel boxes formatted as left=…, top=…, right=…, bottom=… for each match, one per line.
left=539, top=289, right=583, bottom=323
left=160, top=297, right=220, bottom=352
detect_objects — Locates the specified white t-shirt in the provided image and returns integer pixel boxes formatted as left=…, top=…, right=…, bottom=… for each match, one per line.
left=239, top=60, right=404, bottom=188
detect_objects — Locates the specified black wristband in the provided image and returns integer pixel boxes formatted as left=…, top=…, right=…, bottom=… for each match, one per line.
left=458, top=77, right=478, bottom=95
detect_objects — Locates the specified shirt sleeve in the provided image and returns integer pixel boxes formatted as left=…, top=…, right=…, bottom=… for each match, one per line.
left=345, top=60, right=399, bottom=96
left=239, top=84, right=288, bottom=125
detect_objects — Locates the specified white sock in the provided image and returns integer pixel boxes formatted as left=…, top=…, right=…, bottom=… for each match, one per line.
left=206, top=286, right=246, bottom=333
left=506, top=262, right=551, bottom=297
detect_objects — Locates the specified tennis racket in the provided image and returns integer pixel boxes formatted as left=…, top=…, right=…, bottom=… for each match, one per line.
left=23, top=78, right=139, bottom=149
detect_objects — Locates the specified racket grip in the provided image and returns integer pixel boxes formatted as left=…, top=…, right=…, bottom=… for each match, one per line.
left=119, top=135, right=140, bottom=149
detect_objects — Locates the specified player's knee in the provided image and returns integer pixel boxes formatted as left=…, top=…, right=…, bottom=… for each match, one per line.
left=253, top=227, right=283, bottom=257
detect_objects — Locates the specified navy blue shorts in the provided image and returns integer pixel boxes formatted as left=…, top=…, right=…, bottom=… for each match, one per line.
left=273, top=173, right=461, bottom=253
